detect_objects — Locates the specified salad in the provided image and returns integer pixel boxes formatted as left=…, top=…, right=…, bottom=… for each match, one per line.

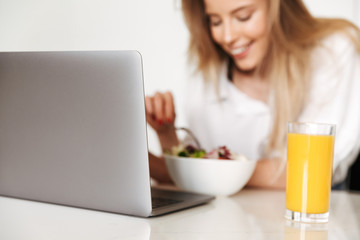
left=166, top=144, right=241, bottom=160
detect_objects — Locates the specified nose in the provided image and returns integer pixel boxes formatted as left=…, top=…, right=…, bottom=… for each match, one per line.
left=222, top=19, right=238, bottom=44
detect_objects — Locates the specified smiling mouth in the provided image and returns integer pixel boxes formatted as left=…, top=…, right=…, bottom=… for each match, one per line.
left=230, top=43, right=252, bottom=58
left=232, top=46, right=249, bottom=55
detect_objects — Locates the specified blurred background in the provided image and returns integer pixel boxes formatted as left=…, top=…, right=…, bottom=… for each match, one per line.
left=0, top=0, right=359, bottom=155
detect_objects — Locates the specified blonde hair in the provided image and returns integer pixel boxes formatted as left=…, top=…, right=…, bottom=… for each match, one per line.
left=182, top=0, right=360, bottom=154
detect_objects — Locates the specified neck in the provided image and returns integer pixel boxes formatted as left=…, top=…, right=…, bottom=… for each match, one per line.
left=232, top=66, right=269, bottom=103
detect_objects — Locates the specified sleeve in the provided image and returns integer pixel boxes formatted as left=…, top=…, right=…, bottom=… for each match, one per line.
left=298, top=33, right=360, bottom=184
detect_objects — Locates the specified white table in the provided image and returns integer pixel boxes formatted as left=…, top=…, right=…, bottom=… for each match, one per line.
left=0, top=189, right=359, bottom=239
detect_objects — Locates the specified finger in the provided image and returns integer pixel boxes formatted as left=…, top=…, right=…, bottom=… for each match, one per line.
left=145, top=96, right=159, bottom=128
left=163, top=91, right=175, bottom=123
left=144, top=96, right=155, bottom=121
left=154, top=92, right=165, bottom=125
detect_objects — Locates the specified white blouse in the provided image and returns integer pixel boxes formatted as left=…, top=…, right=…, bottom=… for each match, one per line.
left=183, top=33, right=360, bottom=184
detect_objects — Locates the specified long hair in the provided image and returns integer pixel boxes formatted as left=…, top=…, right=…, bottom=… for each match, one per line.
left=181, top=0, right=360, bottom=154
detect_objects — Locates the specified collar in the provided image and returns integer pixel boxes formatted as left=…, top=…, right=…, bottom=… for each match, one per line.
left=207, top=64, right=270, bottom=116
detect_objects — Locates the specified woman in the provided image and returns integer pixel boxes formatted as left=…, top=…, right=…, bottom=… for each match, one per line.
left=145, top=0, right=360, bottom=189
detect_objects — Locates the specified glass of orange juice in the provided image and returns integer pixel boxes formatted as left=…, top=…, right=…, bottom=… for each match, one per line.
left=285, top=122, right=335, bottom=223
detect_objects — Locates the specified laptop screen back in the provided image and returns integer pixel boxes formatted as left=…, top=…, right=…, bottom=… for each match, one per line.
left=0, top=51, right=152, bottom=217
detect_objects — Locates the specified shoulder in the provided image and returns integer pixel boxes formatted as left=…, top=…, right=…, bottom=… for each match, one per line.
left=313, top=30, right=358, bottom=60
left=311, top=31, right=359, bottom=73
left=321, top=31, right=355, bottom=49
left=185, top=63, right=228, bottom=95
left=307, top=31, right=360, bottom=96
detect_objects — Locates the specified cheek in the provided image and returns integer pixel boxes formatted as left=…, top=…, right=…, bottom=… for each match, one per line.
left=210, top=27, right=222, bottom=44
left=243, top=13, right=268, bottom=40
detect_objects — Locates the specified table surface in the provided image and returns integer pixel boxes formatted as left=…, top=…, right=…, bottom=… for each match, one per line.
left=0, top=188, right=359, bottom=240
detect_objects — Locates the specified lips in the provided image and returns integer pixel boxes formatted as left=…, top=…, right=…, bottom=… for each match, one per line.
left=230, top=42, right=252, bottom=59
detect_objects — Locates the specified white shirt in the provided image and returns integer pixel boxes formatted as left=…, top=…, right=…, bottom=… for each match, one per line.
left=183, top=33, right=360, bottom=184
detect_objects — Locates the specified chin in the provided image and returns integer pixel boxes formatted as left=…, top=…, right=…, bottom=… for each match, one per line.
left=234, top=62, right=256, bottom=73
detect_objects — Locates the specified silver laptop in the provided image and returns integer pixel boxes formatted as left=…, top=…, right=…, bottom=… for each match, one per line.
left=0, top=50, right=214, bottom=217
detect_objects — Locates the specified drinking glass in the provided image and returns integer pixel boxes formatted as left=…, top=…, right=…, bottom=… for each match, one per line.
left=285, top=122, right=336, bottom=223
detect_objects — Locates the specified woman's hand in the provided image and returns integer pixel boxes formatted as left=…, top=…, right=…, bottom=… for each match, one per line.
left=145, top=91, right=176, bottom=133
left=145, top=91, right=178, bottom=183
left=145, top=91, right=179, bottom=151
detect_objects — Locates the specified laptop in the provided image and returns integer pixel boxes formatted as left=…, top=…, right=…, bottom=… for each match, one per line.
left=0, top=50, right=214, bottom=217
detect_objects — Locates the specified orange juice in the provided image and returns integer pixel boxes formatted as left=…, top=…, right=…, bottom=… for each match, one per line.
left=286, top=133, right=334, bottom=214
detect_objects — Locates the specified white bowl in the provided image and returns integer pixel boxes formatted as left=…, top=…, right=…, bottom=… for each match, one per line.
left=164, top=154, right=256, bottom=196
